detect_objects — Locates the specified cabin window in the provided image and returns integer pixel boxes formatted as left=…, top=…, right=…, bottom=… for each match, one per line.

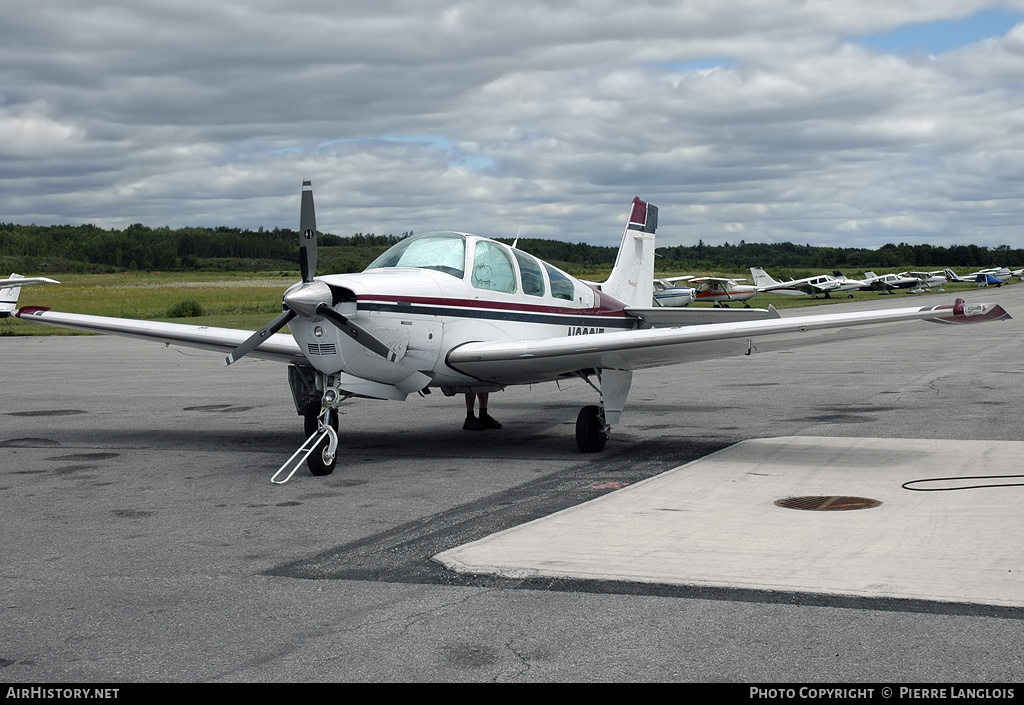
left=513, top=249, right=545, bottom=297
left=543, top=262, right=575, bottom=301
left=365, top=232, right=466, bottom=279
left=471, top=240, right=517, bottom=294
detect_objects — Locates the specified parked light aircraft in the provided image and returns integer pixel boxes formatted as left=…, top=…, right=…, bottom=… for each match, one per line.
left=943, top=268, right=1009, bottom=286
left=12, top=183, right=1011, bottom=482
left=976, top=266, right=1011, bottom=280
left=898, top=271, right=947, bottom=293
left=750, top=267, right=862, bottom=299
left=689, top=277, right=757, bottom=307
left=862, top=271, right=923, bottom=294
left=1, top=274, right=60, bottom=317
left=653, top=277, right=696, bottom=307
left=968, top=267, right=1009, bottom=286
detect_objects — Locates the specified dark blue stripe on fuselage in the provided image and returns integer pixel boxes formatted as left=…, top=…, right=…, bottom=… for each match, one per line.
left=359, top=301, right=637, bottom=329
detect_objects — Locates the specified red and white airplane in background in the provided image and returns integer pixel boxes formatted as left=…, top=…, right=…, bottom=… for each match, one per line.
left=653, top=276, right=756, bottom=307
left=12, top=184, right=1011, bottom=481
left=691, top=277, right=757, bottom=307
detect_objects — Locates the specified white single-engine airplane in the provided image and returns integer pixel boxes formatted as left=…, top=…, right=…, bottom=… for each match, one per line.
left=13, top=183, right=1011, bottom=482
left=652, top=277, right=696, bottom=307
left=862, top=271, right=924, bottom=294
left=898, top=271, right=947, bottom=293
left=750, top=267, right=862, bottom=299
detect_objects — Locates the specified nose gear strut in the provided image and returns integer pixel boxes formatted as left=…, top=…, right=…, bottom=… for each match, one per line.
left=271, top=408, right=339, bottom=484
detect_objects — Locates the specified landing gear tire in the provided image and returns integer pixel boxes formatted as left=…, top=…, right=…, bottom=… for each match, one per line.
left=576, top=405, right=608, bottom=453
left=304, top=411, right=339, bottom=476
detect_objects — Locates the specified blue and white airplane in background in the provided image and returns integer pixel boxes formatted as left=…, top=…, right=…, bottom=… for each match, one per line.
left=11, top=184, right=1011, bottom=481
left=652, top=276, right=696, bottom=306
left=943, top=267, right=1010, bottom=287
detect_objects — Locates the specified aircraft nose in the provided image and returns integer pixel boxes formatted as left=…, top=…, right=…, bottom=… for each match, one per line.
left=283, top=280, right=333, bottom=318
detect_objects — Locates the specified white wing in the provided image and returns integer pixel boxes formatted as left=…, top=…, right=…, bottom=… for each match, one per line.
left=447, top=301, right=1009, bottom=384
left=15, top=308, right=304, bottom=364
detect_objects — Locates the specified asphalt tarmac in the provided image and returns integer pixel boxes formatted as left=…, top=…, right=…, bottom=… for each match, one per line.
left=2, top=283, right=1022, bottom=682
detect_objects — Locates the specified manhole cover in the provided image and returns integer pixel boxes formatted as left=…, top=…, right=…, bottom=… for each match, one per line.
left=775, top=495, right=881, bottom=511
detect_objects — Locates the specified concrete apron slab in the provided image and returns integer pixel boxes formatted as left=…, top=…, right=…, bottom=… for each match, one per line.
left=435, top=436, right=1024, bottom=607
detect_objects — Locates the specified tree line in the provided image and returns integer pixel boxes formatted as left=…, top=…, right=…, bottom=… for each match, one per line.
left=0, top=222, right=1018, bottom=273
left=0, top=223, right=413, bottom=272
left=654, top=240, right=1019, bottom=272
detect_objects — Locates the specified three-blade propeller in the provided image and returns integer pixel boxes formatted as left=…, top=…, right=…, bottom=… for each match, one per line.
left=224, top=181, right=397, bottom=366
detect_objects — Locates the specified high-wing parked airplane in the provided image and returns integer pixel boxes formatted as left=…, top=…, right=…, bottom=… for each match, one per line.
left=689, top=277, right=757, bottom=307
left=12, top=183, right=1011, bottom=482
left=899, top=271, right=947, bottom=293
left=970, top=267, right=1009, bottom=286
left=943, top=268, right=1008, bottom=286
left=652, top=277, right=696, bottom=307
left=976, top=266, right=1011, bottom=280
left=1, top=274, right=60, bottom=317
left=750, top=267, right=862, bottom=299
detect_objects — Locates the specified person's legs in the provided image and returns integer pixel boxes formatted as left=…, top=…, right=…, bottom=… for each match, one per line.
left=477, top=392, right=501, bottom=429
left=463, top=393, right=484, bottom=431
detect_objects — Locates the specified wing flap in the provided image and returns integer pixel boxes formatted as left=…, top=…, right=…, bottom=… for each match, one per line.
left=626, top=305, right=780, bottom=328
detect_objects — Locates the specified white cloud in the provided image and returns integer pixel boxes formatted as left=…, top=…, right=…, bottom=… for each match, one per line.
left=2, top=0, right=1024, bottom=250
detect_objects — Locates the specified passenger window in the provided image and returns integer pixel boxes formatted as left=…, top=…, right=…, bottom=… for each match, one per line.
left=543, top=262, right=575, bottom=301
left=471, top=240, right=517, bottom=294
left=513, top=249, right=545, bottom=297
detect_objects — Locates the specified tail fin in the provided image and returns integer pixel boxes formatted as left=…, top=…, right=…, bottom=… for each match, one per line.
left=749, top=267, right=779, bottom=289
left=1, top=273, right=60, bottom=317
left=601, top=197, right=658, bottom=306
left=1, top=274, right=26, bottom=317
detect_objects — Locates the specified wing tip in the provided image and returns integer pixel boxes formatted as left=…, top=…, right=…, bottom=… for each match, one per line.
left=14, top=306, right=51, bottom=318
left=927, top=299, right=1011, bottom=324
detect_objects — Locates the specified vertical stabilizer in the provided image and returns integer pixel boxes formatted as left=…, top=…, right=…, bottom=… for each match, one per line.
left=750, top=267, right=779, bottom=289
left=0, top=274, right=24, bottom=317
left=601, top=197, right=658, bottom=306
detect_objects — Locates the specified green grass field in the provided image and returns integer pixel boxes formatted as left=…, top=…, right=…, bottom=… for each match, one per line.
left=2, top=270, right=1014, bottom=336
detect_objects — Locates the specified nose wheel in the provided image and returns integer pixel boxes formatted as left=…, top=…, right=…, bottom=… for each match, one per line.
left=271, top=409, right=339, bottom=484
left=304, top=410, right=339, bottom=476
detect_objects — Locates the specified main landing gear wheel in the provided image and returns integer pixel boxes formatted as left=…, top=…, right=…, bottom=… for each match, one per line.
left=576, top=404, right=608, bottom=453
left=304, top=411, right=339, bottom=476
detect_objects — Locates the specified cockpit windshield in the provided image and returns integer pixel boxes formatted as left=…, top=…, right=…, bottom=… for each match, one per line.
left=364, top=232, right=466, bottom=279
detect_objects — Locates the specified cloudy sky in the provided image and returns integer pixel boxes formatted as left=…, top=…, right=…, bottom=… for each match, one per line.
left=3, top=1, right=1024, bottom=249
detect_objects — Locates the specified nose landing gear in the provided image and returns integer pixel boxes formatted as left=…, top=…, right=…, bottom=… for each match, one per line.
left=272, top=408, right=339, bottom=484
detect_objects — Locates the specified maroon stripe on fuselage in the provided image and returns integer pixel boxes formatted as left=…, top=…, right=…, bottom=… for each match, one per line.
left=356, top=291, right=631, bottom=319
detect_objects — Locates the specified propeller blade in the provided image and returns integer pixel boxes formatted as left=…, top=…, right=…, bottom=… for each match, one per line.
left=299, top=180, right=317, bottom=283
left=315, top=303, right=401, bottom=362
left=224, top=308, right=296, bottom=366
